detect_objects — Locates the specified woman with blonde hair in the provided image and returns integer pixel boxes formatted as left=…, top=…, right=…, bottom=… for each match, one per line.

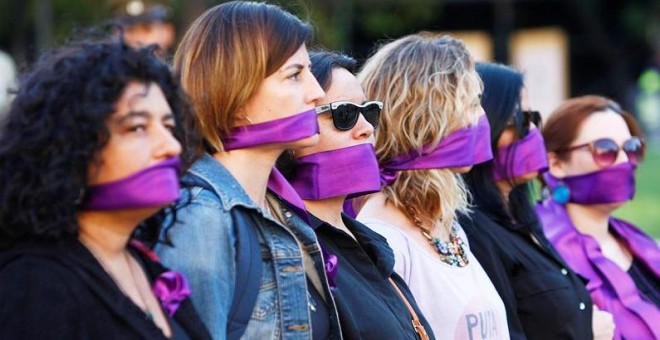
left=357, top=33, right=510, bottom=339
left=155, top=2, right=340, bottom=339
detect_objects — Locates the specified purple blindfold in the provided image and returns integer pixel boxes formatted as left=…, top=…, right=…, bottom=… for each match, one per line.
left=223, top=108, right=319, bottom=151
left=380, top=115, right=493, bottom=185
left=544, top=162, right=636, bottom=205
left=83, top=157, right=181, bottom=210
left=289, top=143, right=382, bottom=200
left=492, top=128, right=549, bottom=181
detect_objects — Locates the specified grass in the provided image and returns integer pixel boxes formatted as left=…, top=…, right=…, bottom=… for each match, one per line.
left=614, top=146, right=660, bottom=238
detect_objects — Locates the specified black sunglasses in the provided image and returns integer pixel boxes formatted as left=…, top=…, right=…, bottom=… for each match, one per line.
left=521, top=110, right=542, bottom=127
left=559, top=136, right=645, bottom=167
left=315, top=100, right=383, bottom=131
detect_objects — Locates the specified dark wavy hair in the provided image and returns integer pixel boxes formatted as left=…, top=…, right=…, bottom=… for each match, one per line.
left=0, top=39, right=200, bottom=248
left=462, top=62, right=539, bottom=229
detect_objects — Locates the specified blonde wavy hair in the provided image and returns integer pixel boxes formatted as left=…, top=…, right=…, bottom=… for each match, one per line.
left=358, top=32, right=483, bottom=232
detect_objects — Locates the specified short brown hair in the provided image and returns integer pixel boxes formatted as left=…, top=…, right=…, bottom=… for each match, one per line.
left=174, top=1, right=312, bottom=152
left=543, top=95, right=643, bottom=161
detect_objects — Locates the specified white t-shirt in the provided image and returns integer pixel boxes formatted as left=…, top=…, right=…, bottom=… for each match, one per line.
left=360, top=217, right=510, bottom=340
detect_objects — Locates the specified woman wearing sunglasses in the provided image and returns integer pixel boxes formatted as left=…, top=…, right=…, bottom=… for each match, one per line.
left=155, top=2, right=341, bottom=339
left=356, top=33, right=510, bottom=339
left=537, top=95, right=660, bottom=339
left=459, top=63, right=614, bottom=339
left=278, top=50, right=433, bottom=339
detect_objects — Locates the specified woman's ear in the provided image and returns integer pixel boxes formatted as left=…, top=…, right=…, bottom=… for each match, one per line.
left=547, top=151, right=567, bottom=178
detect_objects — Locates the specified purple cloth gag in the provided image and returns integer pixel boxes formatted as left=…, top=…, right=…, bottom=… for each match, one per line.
left=544, top=162, right=636, bottom=205
left=83, top=157, right=181, bottom=211
left=492, top=128, right=549, bottom=181
left=536, top=199, right=660, bottom=339
left=289, top=143, right=382, bottom=200
left=380, top=114, right=493, bottom=186
left=223, top=108, right=320, bottom=150
left=152, top=271, right=192, bottom=317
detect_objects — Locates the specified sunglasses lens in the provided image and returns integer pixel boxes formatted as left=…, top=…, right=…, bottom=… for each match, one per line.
left=623, top=137, right=645, bottom=164
left=592, top=139, right=619, bottom=166
left=362, top=103, right=381, bottom=128
left=332, top=104, right=359, bottom=131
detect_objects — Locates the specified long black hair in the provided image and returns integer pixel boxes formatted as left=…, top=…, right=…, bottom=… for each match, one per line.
left=463, top=62, right=539, bottom=229
left=0, top=38, right=200, bottom=248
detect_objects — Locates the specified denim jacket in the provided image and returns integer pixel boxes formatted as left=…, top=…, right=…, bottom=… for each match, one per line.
left=156, top=154, right=341, bottom=339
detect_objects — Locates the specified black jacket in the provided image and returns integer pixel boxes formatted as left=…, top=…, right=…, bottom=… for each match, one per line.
left=0, top=238, right=211, bottom=340
left=459, top=210, right=593, bottom=340
left=311, top=213, right=435, bottom=340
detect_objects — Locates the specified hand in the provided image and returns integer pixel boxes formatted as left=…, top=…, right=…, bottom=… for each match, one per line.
left=592, top=305, right=615, bottom=340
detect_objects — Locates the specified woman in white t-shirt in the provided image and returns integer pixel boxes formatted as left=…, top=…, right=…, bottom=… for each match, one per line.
left=356, top=32, right=510, bottom=339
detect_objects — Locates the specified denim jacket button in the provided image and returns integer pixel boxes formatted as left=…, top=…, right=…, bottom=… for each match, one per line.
left=287, top=324, right=309, bottom=331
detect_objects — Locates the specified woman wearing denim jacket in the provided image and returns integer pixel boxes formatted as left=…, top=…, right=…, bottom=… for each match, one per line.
left=155, top=2, right=341, bottom=339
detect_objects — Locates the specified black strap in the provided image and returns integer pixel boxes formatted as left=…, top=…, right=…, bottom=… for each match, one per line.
left=183, top=176, right=262, bottom=340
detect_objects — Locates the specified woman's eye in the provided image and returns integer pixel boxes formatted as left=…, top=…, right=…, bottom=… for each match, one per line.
left=288, top=72, right=301, bottom=81
left=129, top=124, right=147, bottom=132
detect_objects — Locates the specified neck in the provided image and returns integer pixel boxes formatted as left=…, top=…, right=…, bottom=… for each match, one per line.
left=77, top=210, right=144, bottom=257
left=214, top=147, right=282, bottom=209
left=565, top=203, right=612, bottom=242
left=304, top=197, right=347, bottom=230
left=495, top=180, right=513, bottom=202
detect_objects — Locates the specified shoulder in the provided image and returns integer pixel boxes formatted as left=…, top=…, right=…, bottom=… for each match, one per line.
left=359, top=217, right=411, bottom=248
left=0, top=253, right=85, bottom=314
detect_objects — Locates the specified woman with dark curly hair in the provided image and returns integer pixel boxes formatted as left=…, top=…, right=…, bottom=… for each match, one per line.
left=0, top=39, right=210, bottom=339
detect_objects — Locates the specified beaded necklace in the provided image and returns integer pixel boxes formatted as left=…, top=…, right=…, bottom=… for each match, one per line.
left=407, top=208, right=469, bottom=267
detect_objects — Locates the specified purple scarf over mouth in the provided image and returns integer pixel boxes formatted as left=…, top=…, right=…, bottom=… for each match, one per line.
left=379, top=114, right=493, bottom=186
left=83, top=157, right=181, bottom=211
left=544, top=162, right=636, bottom=205
left=289, top=143, right=382, bottom=200
left=221, top=108, right=322, bottom=223
left=223, top=108, right=319, bottom=151
left=536, top=200, right=660, bottom=339
left=492, top=128, right=548, bottom=181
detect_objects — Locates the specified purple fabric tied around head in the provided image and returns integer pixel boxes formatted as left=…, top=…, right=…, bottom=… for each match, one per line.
left=544, top=162, right=636, bottom=205
left=222, top=108, right=320, bottom=150
left=492, top=128, right=549, bottom=181
left=152, top=270, right=192, bottom=317
left=83, top=157, right=181, bottom=210
left=380, top=114, right=493, bottom=186
left=289, top=143, right=382, bottom=200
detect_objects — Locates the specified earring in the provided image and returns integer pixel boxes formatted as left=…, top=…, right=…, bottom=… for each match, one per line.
left=552, top=182, right=570, bottom=205
left=74, top=188, right=86, bottom=205
left=241, top=115, right=254, bottom=125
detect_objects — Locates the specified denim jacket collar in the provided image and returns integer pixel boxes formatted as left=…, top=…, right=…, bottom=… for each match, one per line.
left=186, top=153, right=260, bottom=212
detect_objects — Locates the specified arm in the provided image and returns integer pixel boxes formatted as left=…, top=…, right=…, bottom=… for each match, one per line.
left=156, top=190, right=237, bottom=339
left=0, top=258, right=83, bottom=339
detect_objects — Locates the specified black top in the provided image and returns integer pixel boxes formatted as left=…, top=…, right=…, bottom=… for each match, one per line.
left=459, top=209, right=593, bottom=340
left=628, top=257, right=660, bottom=308
left=0, top=238, right=211, bottom=340
left=310, top=213, right=435, bottom=340
left=307, top=276, right=331, bottom=340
